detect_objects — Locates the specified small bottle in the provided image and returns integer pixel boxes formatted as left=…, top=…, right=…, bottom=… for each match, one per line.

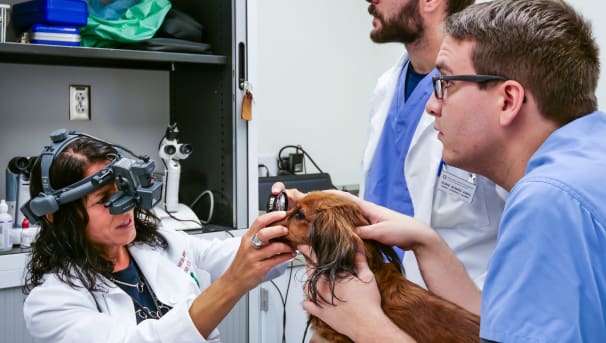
left=11, top=223, right=22, bottom=247
left=20, top=218, right=33, bottom=248
left=0, top=200, right=13, bottom=251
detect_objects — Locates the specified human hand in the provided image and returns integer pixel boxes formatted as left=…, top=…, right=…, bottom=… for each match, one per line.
left=324, top=189, right=435, bottom=251
left=270, top=181, right=306, bottom=210
left=222, top=211, right=296, bottom=293
left=299, top=244, right=390, bottom=342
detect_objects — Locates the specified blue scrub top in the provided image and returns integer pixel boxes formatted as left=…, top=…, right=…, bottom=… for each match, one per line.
left=364, top=61, right=437, bottom=260
left=481, top=112, right=606, bottom=343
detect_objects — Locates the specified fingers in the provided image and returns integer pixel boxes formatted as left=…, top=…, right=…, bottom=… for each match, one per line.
left=355, top=221, right=402, bottom=247
left=356, top=216, right=433, bottom=251
left=261, top=248, right=297, bottom=265
left=271, top=182, right=286, bottom=194
left=245, top=211, right=296, bottom=258
left=254, top=224, right=288, bottom=243
left=352, top=249, right=375, bottom=282
left=302, top=298, right=322, bottom=316
left=246, top=227, right=293, bottom=259
left=257, top=239, right=295, bottom=258
left=248, top=211, right=286, bottom=236
left=355, top=223, right=379, bottom=240
left=358, top=199, right=393, bottom=223
left=271, top=182, right=305, bottom=209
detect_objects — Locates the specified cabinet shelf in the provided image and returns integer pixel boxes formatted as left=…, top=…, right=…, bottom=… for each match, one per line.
left=0, top=42, right=228, bottom=70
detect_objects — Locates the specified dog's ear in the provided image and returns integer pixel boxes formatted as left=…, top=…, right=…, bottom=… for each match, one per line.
left=306, top=201, right=367, bottom=305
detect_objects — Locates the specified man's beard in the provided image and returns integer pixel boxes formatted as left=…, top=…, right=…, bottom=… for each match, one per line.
left=369, top=0, right=424, bottom=44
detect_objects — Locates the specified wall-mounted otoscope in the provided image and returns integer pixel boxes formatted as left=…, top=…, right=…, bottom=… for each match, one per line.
left=6, top=156, right=34, bottom=227
left=158, top=123, right=192, bottom=213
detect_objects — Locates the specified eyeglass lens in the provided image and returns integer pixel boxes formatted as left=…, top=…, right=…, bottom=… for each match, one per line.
left=434, top=78, right=444, bottom=99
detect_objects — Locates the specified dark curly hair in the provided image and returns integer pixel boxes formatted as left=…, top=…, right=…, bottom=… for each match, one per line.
left=23, top=136, right=167, bottom=294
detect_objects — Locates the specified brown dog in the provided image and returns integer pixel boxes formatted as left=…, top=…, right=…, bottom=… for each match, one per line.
left=271, top=192, right=480, bottom=343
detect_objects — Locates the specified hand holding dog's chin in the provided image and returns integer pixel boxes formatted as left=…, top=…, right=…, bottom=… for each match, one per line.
left=301, top=250, right=417, bottom=343
left=223, top=211, right=296, bottom=294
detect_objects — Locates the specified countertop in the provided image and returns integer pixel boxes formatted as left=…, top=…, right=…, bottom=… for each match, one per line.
left=0, top=228, right=306, bottom=290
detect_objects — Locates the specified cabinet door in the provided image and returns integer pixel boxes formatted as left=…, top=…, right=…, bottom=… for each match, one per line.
left=250, top=263, right=312, bottom=343
left=234, top=0, right=251, bottom=230
left=169, top=0, right=251, bottom=230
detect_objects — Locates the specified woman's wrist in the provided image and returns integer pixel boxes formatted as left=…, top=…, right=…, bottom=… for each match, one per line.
left=215, top=271, right=249, bottom=298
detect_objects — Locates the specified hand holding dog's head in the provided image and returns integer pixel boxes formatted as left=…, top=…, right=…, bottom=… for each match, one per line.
left=271, top=192, right=368, bottom=303
left=273, top=192, right=480, bottom=343
left=271, top=192, right=400, bottom=305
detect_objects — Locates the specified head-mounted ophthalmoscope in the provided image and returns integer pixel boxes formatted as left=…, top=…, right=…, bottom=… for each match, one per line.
left=21, top=129, right=163, bottom=224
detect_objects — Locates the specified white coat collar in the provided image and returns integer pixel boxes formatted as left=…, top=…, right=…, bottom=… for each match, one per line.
left=359, top=52, right=442, bottom=223
left=360, top=53, right=409, bottom=198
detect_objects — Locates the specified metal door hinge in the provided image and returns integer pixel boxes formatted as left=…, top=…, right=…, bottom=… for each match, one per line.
left=260, top=287, right=268, bottom=312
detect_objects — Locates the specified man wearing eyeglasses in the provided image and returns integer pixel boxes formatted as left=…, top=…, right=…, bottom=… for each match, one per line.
left=361, top=0, right=505, bottom=289
left=302, top=0, right=606, bottom=342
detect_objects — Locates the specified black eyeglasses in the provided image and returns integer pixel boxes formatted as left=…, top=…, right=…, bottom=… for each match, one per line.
left=432, top=75, right=507, bottom=100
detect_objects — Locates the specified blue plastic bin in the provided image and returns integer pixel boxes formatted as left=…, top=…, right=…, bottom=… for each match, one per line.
left=12, top=0, right=88, bottom=32
left=30, top=24, right=80, bottom=46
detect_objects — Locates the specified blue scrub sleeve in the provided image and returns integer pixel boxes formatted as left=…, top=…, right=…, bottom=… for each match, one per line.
left=480, top=180, right=606, bottom=343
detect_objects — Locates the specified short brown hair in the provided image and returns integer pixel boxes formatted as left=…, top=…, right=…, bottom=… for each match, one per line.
left=446, top=0, right=599, bottom=125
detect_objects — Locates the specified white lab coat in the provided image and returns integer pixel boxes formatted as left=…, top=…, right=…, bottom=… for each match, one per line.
left=360, top=53, right=506, bottom=289
left=23, top=228, right=283, bottom=343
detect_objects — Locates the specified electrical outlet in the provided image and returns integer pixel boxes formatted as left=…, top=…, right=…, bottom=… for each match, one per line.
left=69, top=85, right=91, bottom=120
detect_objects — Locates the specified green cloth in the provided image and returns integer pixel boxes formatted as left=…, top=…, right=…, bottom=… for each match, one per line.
left=81, top=0, right=172, bottom=48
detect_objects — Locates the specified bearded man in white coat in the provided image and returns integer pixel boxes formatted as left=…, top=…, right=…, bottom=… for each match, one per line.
left=361, top=0, right=506, bottom=288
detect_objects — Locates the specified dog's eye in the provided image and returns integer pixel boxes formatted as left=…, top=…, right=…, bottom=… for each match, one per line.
left=293, top=209, right=306, bottom=220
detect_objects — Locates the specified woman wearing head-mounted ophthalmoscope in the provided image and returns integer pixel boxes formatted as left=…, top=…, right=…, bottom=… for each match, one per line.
left=22, top=129, right=295, bottom=343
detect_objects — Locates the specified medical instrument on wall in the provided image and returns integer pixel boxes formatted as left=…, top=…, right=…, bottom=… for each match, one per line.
left=158, top=123, right=192, bottom=213
left=6, top=156, right=34, bottom=227
left=21, top=128, right=163, bottom=224
left=155, top=123, right=210, bottom=230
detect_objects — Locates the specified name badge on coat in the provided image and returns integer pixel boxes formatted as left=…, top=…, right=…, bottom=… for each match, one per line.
left=437, top=162, right=477, bottom=203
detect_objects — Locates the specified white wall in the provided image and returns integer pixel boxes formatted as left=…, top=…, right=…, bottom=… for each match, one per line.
left=255, top=0, right=606, bottom=188
left=254, top=0, right=400, bottom=187
left=569, top=0, right=606, bottom=106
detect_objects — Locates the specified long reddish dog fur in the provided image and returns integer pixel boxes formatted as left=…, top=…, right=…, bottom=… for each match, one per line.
left=272, top=192, right=480, bottom=343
